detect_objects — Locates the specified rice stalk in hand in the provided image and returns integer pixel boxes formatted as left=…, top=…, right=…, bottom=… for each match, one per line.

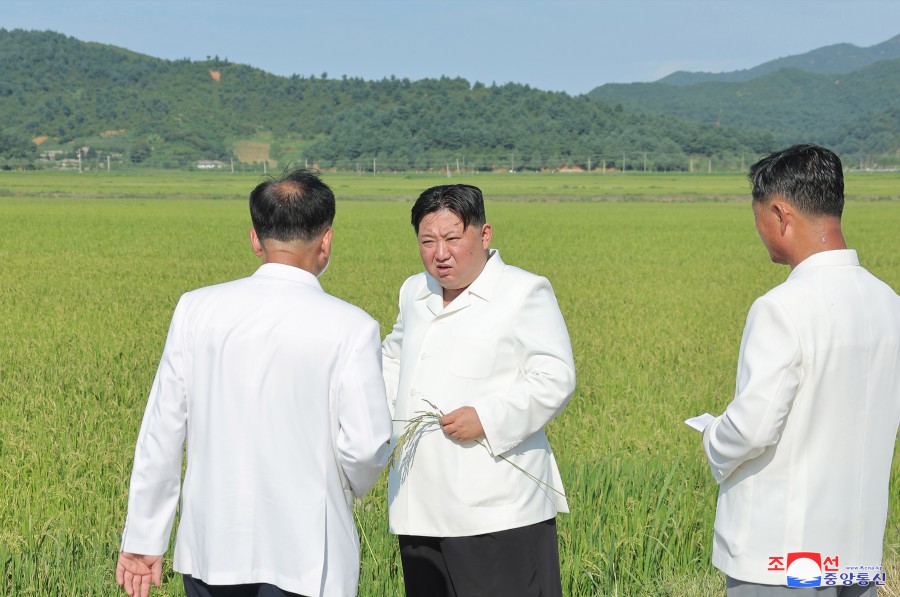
left=390, top=399, right=564, bottom=499
left=388, top=399, right=444, bottom=471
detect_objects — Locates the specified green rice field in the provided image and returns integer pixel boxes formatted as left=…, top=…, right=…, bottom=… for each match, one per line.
left=1, top=170, right=898, bottom=596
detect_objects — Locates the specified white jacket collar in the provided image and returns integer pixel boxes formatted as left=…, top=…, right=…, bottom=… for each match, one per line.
left=252, top=263, right=323, bottom=290
left=788, top=249, right=859, bottom=280
left=418, top=249, right=505, bottom=316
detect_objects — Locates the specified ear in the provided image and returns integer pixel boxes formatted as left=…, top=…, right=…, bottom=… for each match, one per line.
left=250, top=228, right=264, bottom=257
left=480, top=223, right=493, bottom=249
left=771, top=201, right=792, bottom=236
left=320, top=227, right=334, bottom=256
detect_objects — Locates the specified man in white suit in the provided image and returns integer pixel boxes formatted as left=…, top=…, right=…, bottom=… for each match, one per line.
left=382, top=184, right=576, bottom=597
left=702, top=145, right=900, bottom=595
left=115, top=169, right=392, bottom=597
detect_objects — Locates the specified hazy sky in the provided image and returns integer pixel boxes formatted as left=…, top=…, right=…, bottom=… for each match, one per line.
left=4, top=0, right=898, bottom=95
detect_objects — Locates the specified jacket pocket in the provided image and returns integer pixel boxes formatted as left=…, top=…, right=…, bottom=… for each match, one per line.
left=455, top=441, right=522, bottom=507
left=714, top=480, right=752, bottom=557
left=449, top=333, right=498, bottom=380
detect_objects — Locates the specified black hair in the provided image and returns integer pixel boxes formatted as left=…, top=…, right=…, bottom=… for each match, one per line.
left=411, top=184, right=486, bottom=233
left=249, top=168, right=335, bottom=242
left=749, top=144, right=844, bottom=218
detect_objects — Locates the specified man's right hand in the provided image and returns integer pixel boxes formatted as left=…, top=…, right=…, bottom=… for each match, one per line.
left=440, top=406, right=486, bottom=443
left=116, top=552, right=162, bottom=597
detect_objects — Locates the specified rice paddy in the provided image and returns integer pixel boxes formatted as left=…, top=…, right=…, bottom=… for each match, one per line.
left=1, top=170, right=898, bottom=596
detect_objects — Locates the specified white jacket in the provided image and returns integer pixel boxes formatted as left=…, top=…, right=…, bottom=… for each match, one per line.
left=121, top=263, right=392, bottom=596
left=383, top=250, right=576, bottom=537
left=704, top=250, right=900, bottom=584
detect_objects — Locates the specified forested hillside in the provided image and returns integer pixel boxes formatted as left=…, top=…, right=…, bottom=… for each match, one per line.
left=589, top=37, right=900, bottom=157
left=0, top=29, right=773, bottom=171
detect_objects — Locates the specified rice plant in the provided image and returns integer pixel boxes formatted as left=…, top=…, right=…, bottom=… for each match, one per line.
left=1, top=171, right=897, bottom=596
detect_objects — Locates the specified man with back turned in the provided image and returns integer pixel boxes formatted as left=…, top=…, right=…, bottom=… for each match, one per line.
left=115, top=169, right=392, bottom=597
left=701, top=145, right=900, bottom=595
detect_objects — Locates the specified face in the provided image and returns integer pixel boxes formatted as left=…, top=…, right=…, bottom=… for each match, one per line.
left=416, top=209, right=492, bottom=294
left=753, top=201, right=787, bottom=264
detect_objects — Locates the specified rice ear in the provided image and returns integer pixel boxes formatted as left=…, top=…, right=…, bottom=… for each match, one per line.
left=387, top=403, right=564, bottom=501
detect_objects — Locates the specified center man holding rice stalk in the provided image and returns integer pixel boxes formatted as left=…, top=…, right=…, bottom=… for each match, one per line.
left=382, top=184, right=577, bottom=597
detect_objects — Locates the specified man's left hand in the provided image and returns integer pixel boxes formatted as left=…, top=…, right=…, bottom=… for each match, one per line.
left=440, top=407, right=485, bottom=443
left=116, top=552, right=162, bottom=597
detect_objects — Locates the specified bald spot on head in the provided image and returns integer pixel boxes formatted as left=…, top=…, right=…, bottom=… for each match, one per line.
left=248, top=168, right=335, bottom=244
left=272, top=180, right=306, bottom=204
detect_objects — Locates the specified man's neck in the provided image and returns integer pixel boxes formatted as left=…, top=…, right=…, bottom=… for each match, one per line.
left=788, top=219, right=847, bottom=269
left=262, top=249, right=320, bottom=275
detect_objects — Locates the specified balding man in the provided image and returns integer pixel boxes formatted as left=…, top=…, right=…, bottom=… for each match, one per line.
left=116, top=169, right=391, bottom=597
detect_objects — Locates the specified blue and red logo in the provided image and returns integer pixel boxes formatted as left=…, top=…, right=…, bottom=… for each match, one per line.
left=786, top=552, right=823, bottom=587
left=768, top=552, right=848, bottom=587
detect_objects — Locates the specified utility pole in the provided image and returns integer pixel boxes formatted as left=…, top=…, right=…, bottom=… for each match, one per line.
left=587, top=156, right=591, bottom=172
left=510, top=153, right=514, bottom=172
left=689, top=157, right=693, bottom=173
left=456, top=158, right=460, bottom=174
left=77, top=149, right=82, bottom=174
left=622, top=153, right=626, bottom=173
left=107, top=155, right=111, bottom=173
left=446, top=163, right=451, bottom=178
left=643, top=152, right=647, bottom=172
left=230, top=157, right=234, bottom=174
left=373, top=158, right=376, bottom=175
left=708, top=158, right=712, bottom=173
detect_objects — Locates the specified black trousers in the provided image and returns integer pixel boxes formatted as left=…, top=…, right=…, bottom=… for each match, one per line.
left=398, top=518, right=563, bottom=597
left=183, top=575, right=309, bottom=597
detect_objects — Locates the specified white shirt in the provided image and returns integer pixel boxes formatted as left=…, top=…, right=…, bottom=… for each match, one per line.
left=382, top=250, right=576, bottom=537
left=703, top=250, right=900, bottom=584
left=121, top=263, right=392, bottom=596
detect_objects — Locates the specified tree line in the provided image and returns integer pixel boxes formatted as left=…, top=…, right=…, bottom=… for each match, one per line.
left=0, top=28, right=808, bottom=171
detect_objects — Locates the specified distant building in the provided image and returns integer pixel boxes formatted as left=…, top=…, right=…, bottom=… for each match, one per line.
left=196, top=160, right=226, bottom=170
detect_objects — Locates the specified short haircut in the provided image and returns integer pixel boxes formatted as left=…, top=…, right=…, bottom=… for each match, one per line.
left=411, top=184, right=486, bottom=233
left=249, top=168, right=335, bottom=243
left=748, top=144, right=844, bottom=218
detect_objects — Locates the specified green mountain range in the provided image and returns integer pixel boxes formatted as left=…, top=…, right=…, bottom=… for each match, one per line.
left=0, top=29, right=773, bottom=170
left=2, top=29, right=896, bottom=170
left=588, top=36, right=900, bottom=156
left=657, top=34, right=900, bottom=85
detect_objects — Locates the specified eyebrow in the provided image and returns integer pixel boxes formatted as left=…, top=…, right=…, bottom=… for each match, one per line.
left=418, top=227, right=463, bottom=239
